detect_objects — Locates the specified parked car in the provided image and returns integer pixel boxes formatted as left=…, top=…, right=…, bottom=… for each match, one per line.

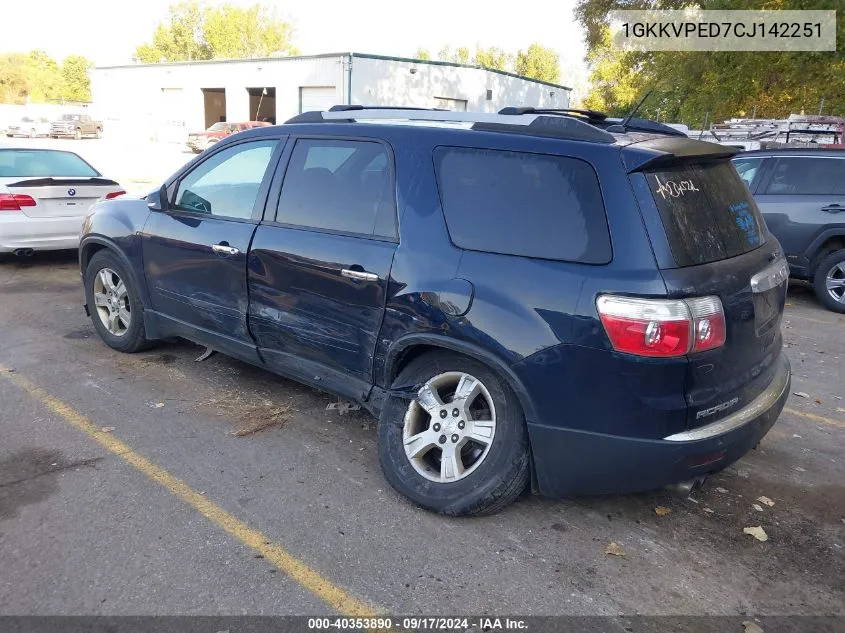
left=6, top=116, right=51, bottom=138
left=50, top=113, right=103, bottom=140
left=186, top=121, right=271, bottom=153
left=733, top=149, right=845, bottom=312
left=79, top=107, right=790, bottom=515
left=0, top=144, right=124, bottom=254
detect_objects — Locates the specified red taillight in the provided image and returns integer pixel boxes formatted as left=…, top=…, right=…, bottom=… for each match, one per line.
left=105, top=190, right=126, bottom=199
left=0, top=193, right=36, bottom=211
left=597, top=295, right=726, bottom=358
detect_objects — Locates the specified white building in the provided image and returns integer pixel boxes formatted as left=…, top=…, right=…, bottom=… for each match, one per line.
left=89, top=52, right=571, bottom=140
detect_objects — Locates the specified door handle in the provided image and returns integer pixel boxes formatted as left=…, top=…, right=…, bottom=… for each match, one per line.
left=822, top=204, right=843, bottom=213
left=211, top=243, right=240, bottom=256
left=341, top=268, right=379, bottom=282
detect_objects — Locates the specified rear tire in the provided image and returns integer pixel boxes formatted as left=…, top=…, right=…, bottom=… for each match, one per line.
left=84, top=250, right=150, bottom=353
left=378, top=351, right=530, bottom=516
left=813, top=249, right=845, bottom=313
left=29, top=128, right=36, bottom=138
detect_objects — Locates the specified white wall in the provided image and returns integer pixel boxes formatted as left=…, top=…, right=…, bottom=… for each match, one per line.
left=350, top=56, right=570, bottom=112
left=90, top=55, right=346, bottom=141
left=89, top=54, right=572, bottom=142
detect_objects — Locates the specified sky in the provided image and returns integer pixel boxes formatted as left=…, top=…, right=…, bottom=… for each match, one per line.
left=0, top=0, right=589, bottom=95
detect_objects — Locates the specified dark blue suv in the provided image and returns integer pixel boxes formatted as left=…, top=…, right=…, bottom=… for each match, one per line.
left=80, top=106, right=791, bottom=515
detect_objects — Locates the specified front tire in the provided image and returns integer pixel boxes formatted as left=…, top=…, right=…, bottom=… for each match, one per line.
left=95, top=128, right=102, bottom=139
left=378, top=351, right=529, bottom=516
left=74, top=128, right=82, bottom=140
left=84, top=250, right=150, bottom=352
left=814, top=249, right=845, bottom=313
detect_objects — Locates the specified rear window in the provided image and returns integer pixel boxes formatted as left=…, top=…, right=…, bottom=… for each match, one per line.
left=433, top=147, right=611, bottom=264
left=0, top=150, right=99, bottom=178
left=645, top=161, right=765, bottom=267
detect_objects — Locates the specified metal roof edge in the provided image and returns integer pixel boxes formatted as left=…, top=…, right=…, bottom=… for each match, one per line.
left=93, top=51, right=573, bottom=91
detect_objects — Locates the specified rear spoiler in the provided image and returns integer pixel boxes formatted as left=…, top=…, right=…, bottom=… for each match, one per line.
left=621, top=137, right=739, bottom=173
left=6, top=177, right=119, bottom=188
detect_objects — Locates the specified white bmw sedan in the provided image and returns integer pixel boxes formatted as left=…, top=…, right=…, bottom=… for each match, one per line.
left=0, top=146, right=124, bottom=254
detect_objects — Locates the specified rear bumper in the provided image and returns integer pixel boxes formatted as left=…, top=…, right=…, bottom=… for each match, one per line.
left=0, top=213, right=84, bottom=251
left=528, top=353, right=790, bottom=497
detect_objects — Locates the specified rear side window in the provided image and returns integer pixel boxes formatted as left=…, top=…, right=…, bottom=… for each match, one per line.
left=433, top=147, right=611, bottom=263
left=763, top=157, right=844, bottom=195
left=276, top=139, right=396, bottom=239
left=645, top=161, right=765, bottom=267
left=732, top=157, right=763, bottom=188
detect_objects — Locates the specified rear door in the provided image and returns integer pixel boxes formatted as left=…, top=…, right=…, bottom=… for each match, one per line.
left=248, top=136, right=398, bottom=400
left=748, top=155, right=845, bottom=260
left=142, top=137, right=284, bottom=360
left=634, top=159, right=788, bottom=429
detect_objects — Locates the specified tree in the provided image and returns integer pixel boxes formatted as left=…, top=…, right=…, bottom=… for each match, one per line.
left=575, top=0, right=845, bottom=121
left=204, top=4, right=297, bottom=58
left=61, top=55, right=93, bottom=102
left=438, top=45, right=471, bottom=65
left=473, top=46, right=512, bottom=72
left=414, top=48, right=431, bottom=61
left=515, top=44, right=561, bottom=83
left=133, top=1, right=297, bottom=63
left=0, top=54, right=30, bottom=104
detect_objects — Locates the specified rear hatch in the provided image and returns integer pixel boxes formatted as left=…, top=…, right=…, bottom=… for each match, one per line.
left=631, top=152, right=787, bottom=430
left=3, top=177, right=122, bottom=217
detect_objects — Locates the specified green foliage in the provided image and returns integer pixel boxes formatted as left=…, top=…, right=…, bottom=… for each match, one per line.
left=434, top=43, right=561, bottom=82
left=576, top=0, right=845, bottom=121
left=0, top=50, right=93, bottom=104
left=414, top=48, right=431, bottom=61
left=133, top=1, right=297, bottom=63
left=515, top=44, right=561, bottom=83
left=61, top=55, right=93, bottom=102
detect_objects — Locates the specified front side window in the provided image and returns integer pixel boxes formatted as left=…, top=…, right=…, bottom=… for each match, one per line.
left=763, top=157, right=844, bottom=195
left=174, top=140, right=277, bottom=219
left=433, top=147, right=611, bottom=263
left=276, top=139, right=396, bottom=238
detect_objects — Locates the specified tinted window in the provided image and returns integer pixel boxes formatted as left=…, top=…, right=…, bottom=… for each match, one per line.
left=174, top=140, right=277, bottom=219
left=732, top=157, right=763, bottom=188
left=276, top=139, right=396, bottom=238
left=646, top=161, right=765, bottom=267
left=433, top=147, right=611, bottom=263
left=763, top=157, right=843, bottom=195
left=0, top=150, right=98, bottom=177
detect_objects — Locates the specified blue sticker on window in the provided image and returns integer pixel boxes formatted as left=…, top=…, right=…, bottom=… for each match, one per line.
left=729, top=201, right=759, bottom=246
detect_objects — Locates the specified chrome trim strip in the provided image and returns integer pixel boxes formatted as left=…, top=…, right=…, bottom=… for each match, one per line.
left=664, top=357, right=790, bottom=442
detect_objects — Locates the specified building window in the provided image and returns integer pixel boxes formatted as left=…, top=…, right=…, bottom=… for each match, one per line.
left=434, top=97, right=468, bottom=112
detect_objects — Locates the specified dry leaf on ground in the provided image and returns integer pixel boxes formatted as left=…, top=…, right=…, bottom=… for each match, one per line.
left=752, top=504, right=764, bottom=512
left=654, top=506, right=672, bottom=516
left=793, top=392, right=809, bottom=398
left=757, top=496, right=775, bottom=507
left=743, top=526, right=768, bottom=542
left=100, top=426, right=115, bottom=433
left=743, top=620, right=765, bottom=633
left=604, top=542, right=626, bottom=556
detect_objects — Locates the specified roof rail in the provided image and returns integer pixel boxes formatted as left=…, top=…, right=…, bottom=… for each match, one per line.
left=284, top=107, right=616, bottom=144
left=499, top=107, right=608, bottom=121
left=329, top=105, right=447, bottom=112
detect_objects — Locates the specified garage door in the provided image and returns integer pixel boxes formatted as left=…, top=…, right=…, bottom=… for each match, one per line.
left=300, top=87, right=339, bottom=113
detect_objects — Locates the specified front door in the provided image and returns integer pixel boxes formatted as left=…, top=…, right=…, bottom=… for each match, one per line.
left=248, top=137, right=398, bottom=399
left=142, top=137, right=284, bottom=361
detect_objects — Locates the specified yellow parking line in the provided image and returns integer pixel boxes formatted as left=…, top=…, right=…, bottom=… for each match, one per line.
left=0, top=365, right=378, bottom=617
left=784, top=407, right=845, bottom=430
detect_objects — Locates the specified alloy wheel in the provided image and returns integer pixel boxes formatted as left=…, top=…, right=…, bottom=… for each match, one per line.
left=826, top=262, right=845, bottom=304
left=92, top=268, right=131, bottom=336
left=403, top=372, right=497, bottom=483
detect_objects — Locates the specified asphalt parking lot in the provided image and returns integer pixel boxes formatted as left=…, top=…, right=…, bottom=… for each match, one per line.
left=0, top=251, right=843, bottom=618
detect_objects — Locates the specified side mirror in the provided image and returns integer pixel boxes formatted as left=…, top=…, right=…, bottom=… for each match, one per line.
left=147, top=184, right=170, bottom=212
